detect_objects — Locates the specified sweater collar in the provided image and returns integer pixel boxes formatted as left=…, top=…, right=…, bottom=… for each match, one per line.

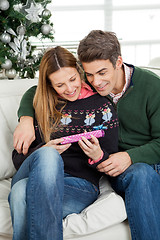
left=78, top=81, right=96, bottom=99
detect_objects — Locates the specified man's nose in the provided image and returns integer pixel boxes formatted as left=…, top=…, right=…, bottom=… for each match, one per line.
left=93, top=75, right=101, bottom=86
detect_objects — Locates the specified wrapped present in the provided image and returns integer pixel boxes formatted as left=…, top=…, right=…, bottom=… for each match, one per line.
left=61, top=130, right=105, bottom=144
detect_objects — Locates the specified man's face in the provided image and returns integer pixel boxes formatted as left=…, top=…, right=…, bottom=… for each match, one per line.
left=82, top=59, right=123, bottom=96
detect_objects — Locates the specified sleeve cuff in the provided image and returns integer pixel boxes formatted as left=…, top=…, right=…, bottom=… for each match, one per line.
left=88, top=151, right=104, bottom=165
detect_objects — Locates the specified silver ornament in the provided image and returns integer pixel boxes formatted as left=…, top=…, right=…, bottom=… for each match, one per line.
left=42, top=9, right=51, bottom=19
left=5, top=69, right=17, bottom=79
left=7, top=28, right=17, bottom=36
left=0, top=33, right=11, bottom=43
left=0, top=0, right=9, bottom=11
left=1, top=59, right=12, bottom=70
left=16, top=25, right=26, bottom=35
left=41, top=24, right=51, bottom=35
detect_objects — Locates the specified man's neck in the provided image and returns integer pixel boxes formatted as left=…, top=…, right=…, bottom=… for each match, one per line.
left=112, top=66, right=125, bottom=95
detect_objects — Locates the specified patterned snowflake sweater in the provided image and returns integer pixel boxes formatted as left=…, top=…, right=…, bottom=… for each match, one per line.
left=12, top=94, right=119, bottom=187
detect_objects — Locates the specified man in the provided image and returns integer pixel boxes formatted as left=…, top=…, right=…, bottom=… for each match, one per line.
left=77, top=30, right=160, bottom=240
left=14, top=30, right=160, bottom=240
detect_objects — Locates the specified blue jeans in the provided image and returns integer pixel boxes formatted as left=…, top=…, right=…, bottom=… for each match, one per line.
left=110, top=163, right=160, bottom=240
left=8, top=147, right=99, bottom=240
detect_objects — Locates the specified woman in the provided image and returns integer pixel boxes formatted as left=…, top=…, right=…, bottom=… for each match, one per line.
left=9, top=46, right=118, bottom=240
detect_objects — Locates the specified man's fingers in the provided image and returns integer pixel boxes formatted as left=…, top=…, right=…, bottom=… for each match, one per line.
left=22, top=141, right=30, bottom=155
left=97, top=160, right=112, bottom=170
left=107, top=169, right=120, bottom=177
left=13, top=138, right=18, bottom=149
left=98, top=163, right=114, bottom=173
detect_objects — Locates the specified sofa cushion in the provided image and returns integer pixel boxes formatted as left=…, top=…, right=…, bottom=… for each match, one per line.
left=0, top=179, right=12, bottom=237
left=63, top=176, right=127, bottom=239
left=0, top=79, right=38, bottom=180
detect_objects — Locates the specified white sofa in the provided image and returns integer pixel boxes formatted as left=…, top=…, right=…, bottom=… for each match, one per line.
left=0, top=79, right=131, bottom=240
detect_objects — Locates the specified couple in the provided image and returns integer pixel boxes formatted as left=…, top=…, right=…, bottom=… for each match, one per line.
left=10, top=30, right=160, bottom=240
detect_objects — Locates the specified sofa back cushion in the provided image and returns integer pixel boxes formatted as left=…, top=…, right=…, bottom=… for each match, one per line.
left=0, top=79, right=37, bottom=180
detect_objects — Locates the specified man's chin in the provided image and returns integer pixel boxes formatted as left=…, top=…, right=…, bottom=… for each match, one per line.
left=96, top=89, right=109, bottom=96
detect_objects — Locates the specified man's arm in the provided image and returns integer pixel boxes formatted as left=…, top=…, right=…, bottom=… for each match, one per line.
left=14, top=86, right=37, bottom=155
left=13, top=116, right=35, bottom=155
left=18, top=85, right=37, bottom=119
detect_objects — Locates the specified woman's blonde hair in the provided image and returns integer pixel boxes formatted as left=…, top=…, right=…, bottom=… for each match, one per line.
left=33, top=46, right=82, bottom=142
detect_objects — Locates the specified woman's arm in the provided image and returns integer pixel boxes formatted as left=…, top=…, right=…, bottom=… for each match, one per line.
left=79, top=100, right=119, bottom=168
left=14, top=86, right=37, bottom=154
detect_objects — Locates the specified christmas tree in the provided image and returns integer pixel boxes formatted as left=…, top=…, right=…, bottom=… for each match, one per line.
left=0, top=0, right=54, bottom=79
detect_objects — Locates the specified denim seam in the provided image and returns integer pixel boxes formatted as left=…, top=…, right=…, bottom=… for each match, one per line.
left=30, top=167, right=35, bottom=240
left=64, top=183, right=99, bottom=194
left=123, top=176, right=138, bottom=240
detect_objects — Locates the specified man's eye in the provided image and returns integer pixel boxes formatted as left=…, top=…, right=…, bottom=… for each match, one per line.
left=99, top=72, right=106, bottom=76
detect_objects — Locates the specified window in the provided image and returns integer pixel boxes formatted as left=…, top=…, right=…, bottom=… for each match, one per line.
left=44, top=0, right=160, bottom=67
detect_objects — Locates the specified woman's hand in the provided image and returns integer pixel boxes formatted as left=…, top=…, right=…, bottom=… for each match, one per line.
left=44, top=138, right=71, bottom=154
left=78, top=135, right=103, bottom=161
left=13, top=116, right=35, bottom=155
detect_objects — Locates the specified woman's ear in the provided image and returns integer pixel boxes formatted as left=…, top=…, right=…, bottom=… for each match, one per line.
left=116, top=56, right=123, bottom=70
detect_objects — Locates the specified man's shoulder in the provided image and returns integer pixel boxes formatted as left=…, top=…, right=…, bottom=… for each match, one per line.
left=134, top=66, right=160, bottom=78
left=124, top=63, right=160, bottom=80
left=133, top=66, right=160, bottom=84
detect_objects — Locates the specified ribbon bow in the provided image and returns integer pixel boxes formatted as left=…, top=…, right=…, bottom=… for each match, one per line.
left=93, top=124, right=107, bottom=130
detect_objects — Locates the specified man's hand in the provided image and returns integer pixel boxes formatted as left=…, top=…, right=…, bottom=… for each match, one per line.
left=13, top=116, right=35, bottom=155
left=96, top=152, right=132, bottom=177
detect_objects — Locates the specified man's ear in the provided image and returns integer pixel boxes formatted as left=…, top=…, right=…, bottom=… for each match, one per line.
left=116, top=56, right=123, bottom=70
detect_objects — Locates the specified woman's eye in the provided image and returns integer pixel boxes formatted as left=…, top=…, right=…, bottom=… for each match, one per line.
left=70, top=78, right=76, bottom=82
left=86, top=74, right=92, bottom=77
left=57, top=84, right=63, bottom=88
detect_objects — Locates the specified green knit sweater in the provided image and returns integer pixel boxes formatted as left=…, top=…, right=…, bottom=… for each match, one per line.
left=18, top=65, right=160, bottom=165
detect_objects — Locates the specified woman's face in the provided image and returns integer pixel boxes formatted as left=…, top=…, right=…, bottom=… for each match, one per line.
left=49, top=67, right=82, bottom=101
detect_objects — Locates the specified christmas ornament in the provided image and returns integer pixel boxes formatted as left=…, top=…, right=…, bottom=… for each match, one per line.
left=20, top=0, right=44, bottom=23
left=16, top=25, right=26, bottom=35
left=42, top=9, right=51, bottom=19
left=21, top=39, right=28, bottom=60
left=1, top=59, right=12, bottom=70
left=5, top=69, right=17, bottom=79
left=9, top=36, right=29, bottom=61
left=7, top=28, right=17, bottom=37
left=9, top=41, right=19, bottom=54
left=13, top=3, right=22, bottom=12
left=0, top=0, right=9, bottom=11
left=0, top=69, right=6, bottom=79
left=0, top=32, right=11, bottom=43
left=41, top=24, right=51, bottom=35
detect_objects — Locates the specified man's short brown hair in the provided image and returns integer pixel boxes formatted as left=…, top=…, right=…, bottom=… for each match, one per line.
left=77, top=30, right=121, bottom=68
